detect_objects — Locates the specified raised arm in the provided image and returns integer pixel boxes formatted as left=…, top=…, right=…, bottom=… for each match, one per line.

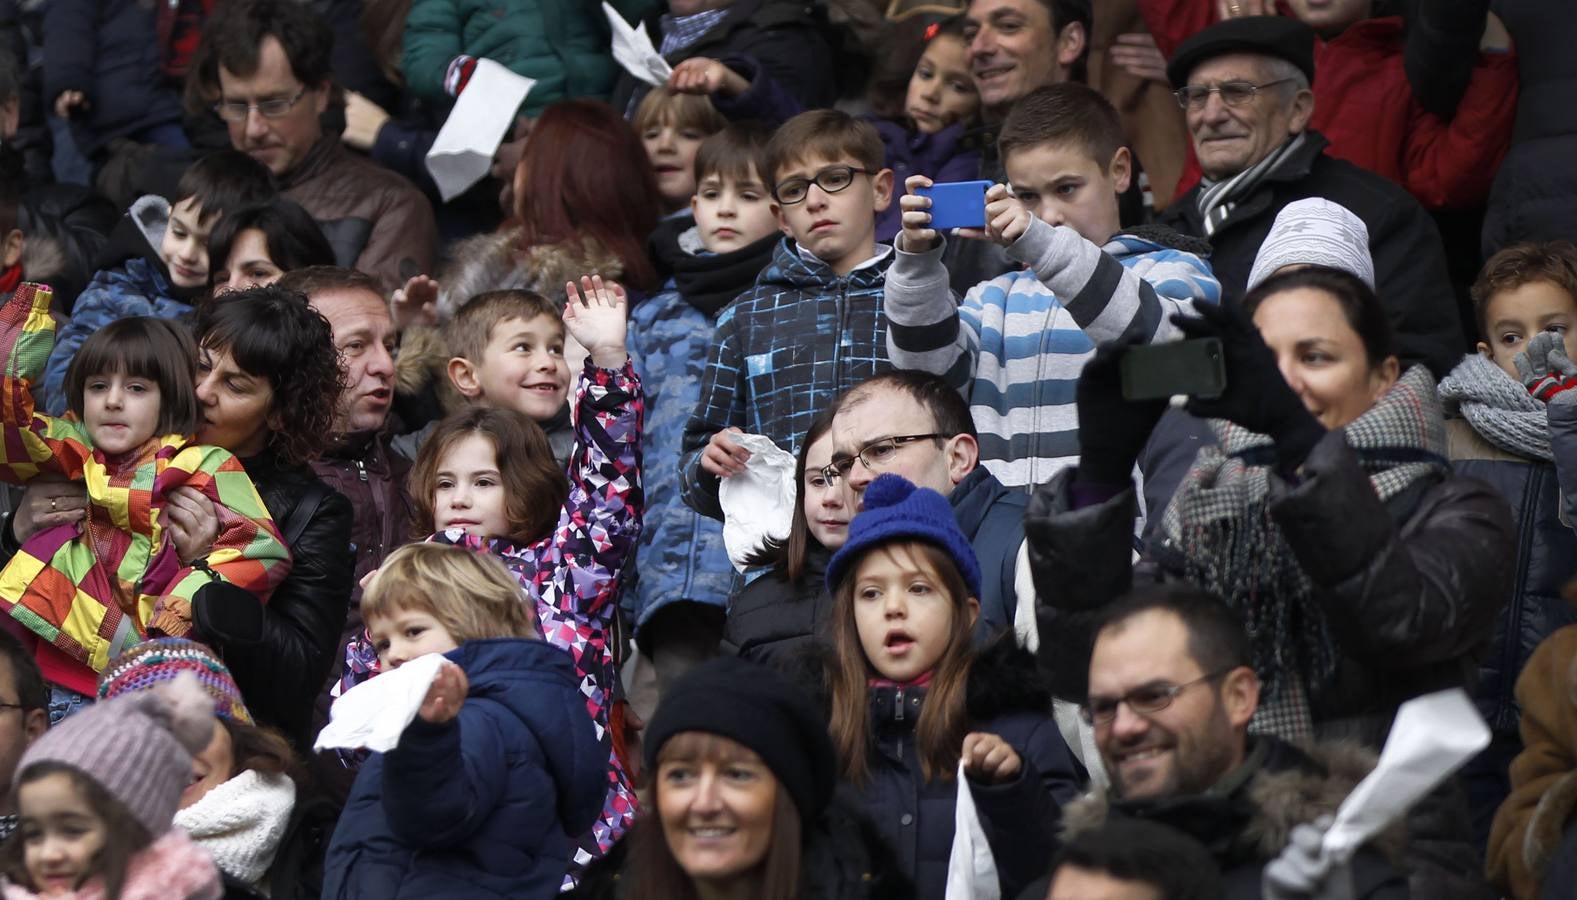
left=885, top=175, right=977, bottom=388
left=0, top=283, right=92, bottom=482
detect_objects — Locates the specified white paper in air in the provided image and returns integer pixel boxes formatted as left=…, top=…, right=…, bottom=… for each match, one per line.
left=604, top=2, right=672, bottom=87
left=717, top=433, right=797, bottom=573
left=944, top=759, right=1000, bottom=900
left=1322, top=688, right=1491, bottom=863
left=313, top=653, right=448, bottom=753
left=424, top=60, right=535, bottom=202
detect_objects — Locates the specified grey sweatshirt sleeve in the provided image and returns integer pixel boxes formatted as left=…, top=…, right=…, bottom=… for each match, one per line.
left=883, top=237, right=977, bottom=390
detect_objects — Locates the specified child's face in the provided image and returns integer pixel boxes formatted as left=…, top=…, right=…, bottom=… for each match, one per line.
left=1477, top=280, right=1577, bottom=379
left=466, top=315, right=572, bottom=422
left=83, top=372, right=161, bottom=456
left=851, top=544, right=977, bottom=683
left=433, top=432, right=512, bottom=540
left=905, top=35, right=979, bottom=134
left=1003, top=141, right=1128, bottom=246
left=368, top=608, right=460, bottom=670
left=771, top=154, right=893, bottom=273
left=642, top=117, right=709, bottom=212
left=213, top=228, right=283, bottom=294
left=691, top=168, right=781, bottom=254
left=160, top=198, right=212, bottom=289
left=19, top=771, right=107, bottom=896
left=801, top=432, right=851, bottom=550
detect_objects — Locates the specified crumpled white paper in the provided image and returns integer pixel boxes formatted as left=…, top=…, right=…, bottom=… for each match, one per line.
left=1322, top=688, right=1491, bottom=863
left=424, top=60, right=535, bottom=202
left=313, top=653, right=448, bottom=753
left=604, top=2, right=671, bottom=88
left=944, top=759, right=1000, bottom=900
left=718, top=433, right=797, bottom=572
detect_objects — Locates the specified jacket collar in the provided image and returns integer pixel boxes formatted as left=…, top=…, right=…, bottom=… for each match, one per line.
left=948, top=466, right=1018, bottom=539
left=278, top=136, right=343, bottom=190
left=758, top=237, right=894, bottom=292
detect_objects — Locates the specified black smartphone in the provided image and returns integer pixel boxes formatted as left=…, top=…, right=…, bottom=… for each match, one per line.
left=1120, top=338, right=1227, bottom=402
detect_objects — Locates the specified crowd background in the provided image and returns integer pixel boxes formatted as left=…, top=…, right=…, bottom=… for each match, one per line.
left=0, top=0, right=1573, bottom=898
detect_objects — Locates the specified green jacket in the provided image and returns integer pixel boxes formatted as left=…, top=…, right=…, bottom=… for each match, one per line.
left=402, top=0, right=660, bottom=113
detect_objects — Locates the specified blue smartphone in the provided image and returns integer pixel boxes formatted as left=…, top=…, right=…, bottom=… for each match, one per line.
left=917, top=180, right=993, bottom=231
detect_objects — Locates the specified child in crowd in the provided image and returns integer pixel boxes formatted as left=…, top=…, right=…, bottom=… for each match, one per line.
left=822, top=473, right=1082, bottom=900
left=669, top=15, right=981, bottom=242
left=1438, top=241, right=1577, bottom=845
left=633, top=88, right=727, bottom=217
left=722, top=407, right=851, bottom=669
left=0, top=284, right=290, bottom=713
left=1, top=673, right=223, bottom=899
left=347, top=276, right=641, bottom=875
left=629, top=123, right=781, bottom=690
left=42, top=150, right=275, bottom=413
left=322, top=543, right=605, bottom=900
left=886, top=83, right=1219, bottom=488
left=445, top=289, right=578, bottom=465
left=678, top=109, right=896, bottom=520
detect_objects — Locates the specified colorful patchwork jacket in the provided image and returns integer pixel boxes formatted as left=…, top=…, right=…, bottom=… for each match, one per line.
left=0, top=283, right=291, bottom=691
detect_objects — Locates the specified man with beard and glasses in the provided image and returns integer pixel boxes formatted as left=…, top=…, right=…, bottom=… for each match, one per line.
left=1060, top=585, right=1409, bottom=899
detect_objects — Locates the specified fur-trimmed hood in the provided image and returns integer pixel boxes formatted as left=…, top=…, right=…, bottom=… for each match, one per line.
left=1062, top=735, right=1403, bottom=869
left=434, top=228, right=626, bottom=321
left=394, top=323, right=464, bottom=414
left=19, top=232, right=67, bottom=287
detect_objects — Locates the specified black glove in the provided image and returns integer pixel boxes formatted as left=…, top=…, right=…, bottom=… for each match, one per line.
left=1075, top=336, right=1168, bottom=486
left=1170, top=302, right=1326, bottom=472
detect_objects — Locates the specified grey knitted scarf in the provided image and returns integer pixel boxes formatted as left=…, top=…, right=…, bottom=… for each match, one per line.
left=1196, top=133, right=1310, bottom=236
left=1438, top=353, right=1553, bottom=462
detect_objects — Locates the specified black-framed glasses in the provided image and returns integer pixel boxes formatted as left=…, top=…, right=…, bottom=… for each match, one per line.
left=821, top=433, right=949, bottom=481
left=1080, top=668, right=1235, bottom=725
left=214, top=86, right=310, bottom=122
left=774, top=166, right=873, bottom=205
left=1173, top=78, right=1296, bottom=110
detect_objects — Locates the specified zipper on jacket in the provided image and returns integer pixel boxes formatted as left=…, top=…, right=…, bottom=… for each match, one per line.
left=895, top=687, right=905, bottom=721
left=355, top=459, right=368, bottom=483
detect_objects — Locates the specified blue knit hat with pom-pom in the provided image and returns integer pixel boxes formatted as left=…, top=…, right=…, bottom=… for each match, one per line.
left=826, top=473, right=981, bottom=597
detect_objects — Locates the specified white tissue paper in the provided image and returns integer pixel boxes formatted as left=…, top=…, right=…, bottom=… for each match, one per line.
left=944, top=759, right=1000, bottom=900
left=1322, top=688, right=1491, bottom=863
left=424, top=60, right=535, bottom=202
left=313, top=653, right=448, bottom=753
left=604, top=2, right=672, bottom=88
left=718, top=433, right=797, bottom=573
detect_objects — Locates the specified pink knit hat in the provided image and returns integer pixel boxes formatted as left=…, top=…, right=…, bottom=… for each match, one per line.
left=18, top=673, right=215, bottom=835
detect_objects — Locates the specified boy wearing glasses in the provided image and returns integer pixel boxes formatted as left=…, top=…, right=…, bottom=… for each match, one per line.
left=886, top=83, right=1219, bottom=488
left=679, top=109, right=895, bottom=520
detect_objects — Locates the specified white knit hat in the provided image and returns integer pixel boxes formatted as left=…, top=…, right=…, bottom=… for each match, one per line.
left=1247, top=198, right=1376, bottom=292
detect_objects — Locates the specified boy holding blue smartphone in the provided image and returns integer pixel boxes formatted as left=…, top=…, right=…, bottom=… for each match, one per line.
left=885, top=83, right=1220, bottom=489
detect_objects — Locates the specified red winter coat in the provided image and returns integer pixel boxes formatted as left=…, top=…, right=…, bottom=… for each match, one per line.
left=1143, top=1, right=1517, bottom=209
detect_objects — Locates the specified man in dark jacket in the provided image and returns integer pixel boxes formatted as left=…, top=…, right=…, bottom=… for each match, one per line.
left=1157, top=16, right=1463, bottom=378
left=827, top=370, right=1030, bottom=642
left=189, top=0, right=437, bottom=294
left=1069, top=585, right=1409, bottom=899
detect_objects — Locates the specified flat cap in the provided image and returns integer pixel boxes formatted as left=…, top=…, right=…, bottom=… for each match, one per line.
left=1166, top=15, right=1317, bottom=89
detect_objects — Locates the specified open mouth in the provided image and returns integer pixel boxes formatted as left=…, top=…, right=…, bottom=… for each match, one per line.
left=884, top=630, right=915, bottom=655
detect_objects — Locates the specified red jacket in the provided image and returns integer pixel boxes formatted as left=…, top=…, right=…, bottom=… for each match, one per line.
left=1143, top=1, right=1517, bottom=209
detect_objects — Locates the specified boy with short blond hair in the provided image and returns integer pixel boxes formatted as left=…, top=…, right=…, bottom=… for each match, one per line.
left=885, top=83, right=1219, bottom=488
left=444, top=288, right=575, bottom=462
left=678, top=109, right=896, bottom=519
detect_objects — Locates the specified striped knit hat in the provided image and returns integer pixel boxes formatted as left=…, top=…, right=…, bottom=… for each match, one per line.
left=97, top=638, right=253, bottom=724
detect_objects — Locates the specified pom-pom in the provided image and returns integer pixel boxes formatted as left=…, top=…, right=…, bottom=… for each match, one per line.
left=863, top=473, right=916, bottom=511
left=141, top=672, right=218, bottom=755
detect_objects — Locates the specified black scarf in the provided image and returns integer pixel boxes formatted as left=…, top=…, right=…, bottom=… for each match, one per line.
left=649, top=217, right=778, bottom=318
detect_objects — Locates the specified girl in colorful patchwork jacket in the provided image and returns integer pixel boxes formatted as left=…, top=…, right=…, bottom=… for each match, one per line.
left=0, top=283, right=290, bottom=709
left=349, top=276, right=643, bottom=881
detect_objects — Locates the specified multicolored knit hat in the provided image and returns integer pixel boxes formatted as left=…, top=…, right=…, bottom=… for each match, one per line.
left=97, top=638, right=253, bottom=724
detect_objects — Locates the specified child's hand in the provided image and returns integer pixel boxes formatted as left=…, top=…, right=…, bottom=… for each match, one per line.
left=668, top=57, right=750, bottom=98
left=163, top=486, right=220, bottom=565
left=391, top=275, right=440, bottom=333
left=1516, top=331, right=1577, bottom=403
left=958, top=184, right=1032, bottom=248
left=897, top=174, right=942, bottom=253
left=961, top=732, right=1022, bottom=784
left=563, top=275, right=629, bottom=369
left=418, top=660, right=469, bottom=724
left=53, top=90, right=88, bottom=119
left=700, top=426, right=751, bottom=478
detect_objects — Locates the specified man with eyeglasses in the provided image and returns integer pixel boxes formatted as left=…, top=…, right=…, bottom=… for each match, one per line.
left=190, top=0, right=436, bottom=294
left=1067, top=585, right=1408, bottom=898
left=1155, top=15, right=1462, bottom=379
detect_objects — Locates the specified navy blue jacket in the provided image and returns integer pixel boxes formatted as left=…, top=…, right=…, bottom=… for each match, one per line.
left=41, top=0, right=182, bottom=155
left=321, top=639, right=607, bottom=900
left=950, top=466, right=1028, bottom=640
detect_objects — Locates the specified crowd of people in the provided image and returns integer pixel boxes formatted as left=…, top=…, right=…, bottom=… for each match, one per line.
left=0, top=0, right=1572, bottom=897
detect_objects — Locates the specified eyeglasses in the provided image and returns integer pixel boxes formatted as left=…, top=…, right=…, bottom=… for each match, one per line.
left=774, top=166, right=873, bottom=205
left=1173, top=78, right=1296, bottom=110
left=821, top=433, right=948, bottom=482
left=1080, top=668, right=1235, bottom=725
left=214, top=87, right=310, bottom=122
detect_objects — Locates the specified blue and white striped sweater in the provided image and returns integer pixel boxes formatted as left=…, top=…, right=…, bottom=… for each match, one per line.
left=886, top=217, right=1220, bottom=489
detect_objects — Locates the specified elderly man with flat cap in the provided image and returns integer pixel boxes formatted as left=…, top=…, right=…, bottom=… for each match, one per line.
left=1157, top=16, right=1463, bottom=379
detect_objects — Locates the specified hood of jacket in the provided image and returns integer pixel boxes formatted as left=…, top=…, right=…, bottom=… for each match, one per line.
left=394, top=323, right=465, bottom=415
left=649, top=218, right=778, bottom=317
left=755, top=236, right=894, bottom=294
left=19, top=231, right=66, bottom=288
left=437, top=228, right=626, bottom=320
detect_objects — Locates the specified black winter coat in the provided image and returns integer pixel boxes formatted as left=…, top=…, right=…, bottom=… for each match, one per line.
left=1159, top=132, right=1463, bottom=379
left=723, top=546, right=833, bottom=671
left=41, top=0, right=183, bottom=154
left=192, top=453, right=354, bottom=751
left=842, top=640, right=1084, bottom=900
left=1027, top=429, right=1514, bottom=747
